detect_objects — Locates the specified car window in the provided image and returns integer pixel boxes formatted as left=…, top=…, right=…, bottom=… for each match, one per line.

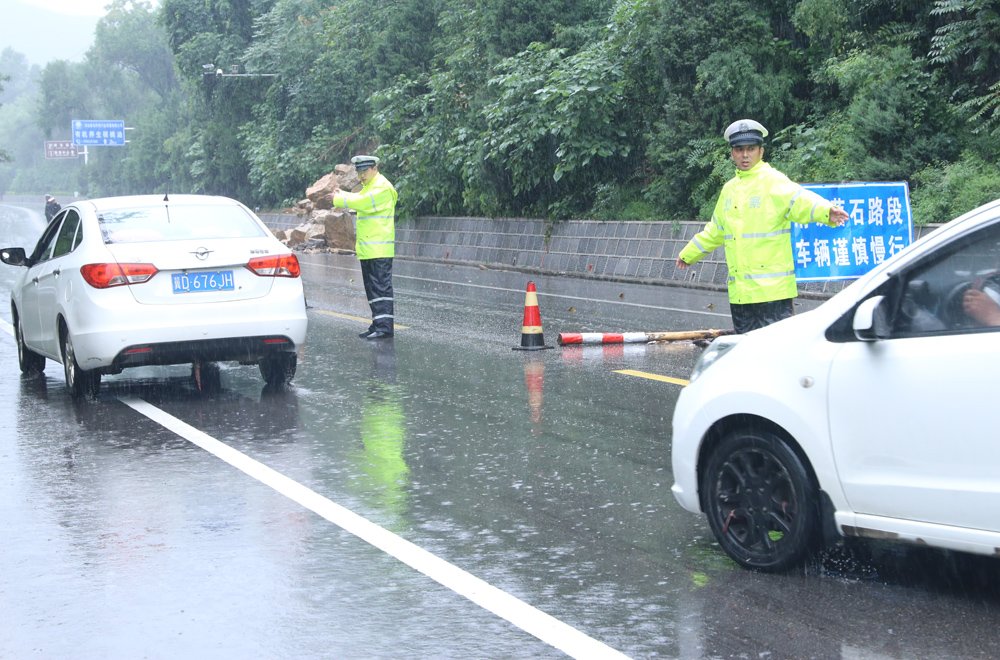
left=50, top=210, right=81, bottom=259
left=891, top=220, right=1000, bottom=336
left=97, top=204, right=266, bottom=244
left=31, top=211, right=66, bottom=264
left=71, top=214, right=84, bottom=251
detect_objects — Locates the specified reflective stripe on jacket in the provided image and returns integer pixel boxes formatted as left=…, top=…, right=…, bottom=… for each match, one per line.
left=678, top=161, right=836, bottom=305
left=332, top=172, right=398, bottom=260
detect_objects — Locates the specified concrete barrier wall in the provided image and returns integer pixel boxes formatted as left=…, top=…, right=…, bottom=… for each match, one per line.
left=258, top=213, right=303, bottom=232
left=261, top=214, right=943, bottom=300
left=2, top=194, right=87, bottom=205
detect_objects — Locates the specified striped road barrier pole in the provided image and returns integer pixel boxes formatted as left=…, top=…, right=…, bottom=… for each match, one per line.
left=557, top=329, right=732, bottom=345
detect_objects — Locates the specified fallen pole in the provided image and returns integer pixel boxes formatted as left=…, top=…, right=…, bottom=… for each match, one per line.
left=557, top=329, right=732, bottom=345
left=558, top=332, right=648, bottom=345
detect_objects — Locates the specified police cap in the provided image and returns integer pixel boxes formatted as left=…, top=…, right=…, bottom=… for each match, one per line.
left=724, top=119, right=768, bottom=147
left=351, top=155, right=380, bottom=171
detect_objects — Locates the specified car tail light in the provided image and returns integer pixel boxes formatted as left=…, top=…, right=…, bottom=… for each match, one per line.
left=246, top=254, right=301, bottom=278
left=81, top=263, right=159, bottom=288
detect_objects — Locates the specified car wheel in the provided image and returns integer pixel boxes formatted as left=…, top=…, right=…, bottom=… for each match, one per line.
left=15, top=312, right=45, bottom=375
left=61, top=330, right=100, bottom=398
left=192, top=361, right=222, bottom=393
left=701, top=429, right=819, bottom=571
left=259, top=353, right=296, bottom=386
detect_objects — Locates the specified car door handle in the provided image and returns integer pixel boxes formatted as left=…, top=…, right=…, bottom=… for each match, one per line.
left=53, top=267, right=61, bottom=277
left=31, top=276, right=39, bottom=285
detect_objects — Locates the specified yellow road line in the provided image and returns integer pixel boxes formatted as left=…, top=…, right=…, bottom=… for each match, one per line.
left=314, top=309, right=409, bottom=330
left=614, top=369, right=689, bottom=386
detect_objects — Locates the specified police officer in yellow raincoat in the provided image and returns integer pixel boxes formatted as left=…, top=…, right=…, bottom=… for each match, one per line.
left=331, top=155, right=399, bottom=339
left=676, top=119, right=848, bottom=334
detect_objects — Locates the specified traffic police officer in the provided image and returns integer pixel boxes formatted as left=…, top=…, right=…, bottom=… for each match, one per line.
left=676, top=119, right=848, bottom=334
left=331, top=155, right=399, bottom=339
left=44, top=194, right=61, bottom=223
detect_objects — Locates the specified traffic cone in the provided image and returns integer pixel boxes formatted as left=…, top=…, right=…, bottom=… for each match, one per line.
left=513, top=282, right=553, bottom=351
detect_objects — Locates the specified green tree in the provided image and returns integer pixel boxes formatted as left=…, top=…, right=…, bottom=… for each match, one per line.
left=0, top=58, right=79, bottom=194
left=0, top=73, right=11, bottom=164
left=94, top=0, right=178, bottom=100
left=161, top=0, right=279, bottom=202
left=37, top=60, right=95, bottom=139
left=931, top=0, right=1000, bottom=135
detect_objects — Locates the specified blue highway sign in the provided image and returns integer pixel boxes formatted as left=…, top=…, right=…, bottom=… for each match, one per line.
left=793, top=182, right=913, bottom=282
left=72, top=119, right=126, bottom=146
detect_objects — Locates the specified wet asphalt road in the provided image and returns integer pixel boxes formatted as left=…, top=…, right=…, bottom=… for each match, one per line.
left=2, top=202, right=1000, bottom=660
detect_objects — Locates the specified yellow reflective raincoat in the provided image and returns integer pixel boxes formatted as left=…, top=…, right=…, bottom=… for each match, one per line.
left=332, top=172, right=398, bottom=260
left=679, top=161, right=837, bottom=304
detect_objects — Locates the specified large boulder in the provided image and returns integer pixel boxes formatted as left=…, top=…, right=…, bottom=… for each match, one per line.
left=306, top=173, right=336, bottom=202
left=287, top=221, right=326, bottom=248
left=303, top=166, right=364, bottom=212
left=334, top=164, right=363, bottom=193
left=314, top=208, right=356, bottom=251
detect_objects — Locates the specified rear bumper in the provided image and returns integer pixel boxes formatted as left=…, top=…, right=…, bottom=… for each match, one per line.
left=64, top=280, right=307, bottom=370
left=109, top=335, right=297, bottom=373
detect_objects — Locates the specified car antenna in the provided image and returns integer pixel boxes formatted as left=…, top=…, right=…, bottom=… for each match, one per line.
left=164, top=191, right=171, bottom=222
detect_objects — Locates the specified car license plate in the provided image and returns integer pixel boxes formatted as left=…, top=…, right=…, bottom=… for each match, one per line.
left=172, top=270, right=235, bottom=293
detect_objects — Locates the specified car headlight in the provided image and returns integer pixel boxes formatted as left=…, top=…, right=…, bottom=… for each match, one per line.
left=689, top=334, right=744, bottom=383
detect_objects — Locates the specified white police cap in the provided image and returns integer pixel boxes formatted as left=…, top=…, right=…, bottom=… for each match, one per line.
left=724, top=119, right=768, bottom=146
left=351, top=155, right=380, bottom=170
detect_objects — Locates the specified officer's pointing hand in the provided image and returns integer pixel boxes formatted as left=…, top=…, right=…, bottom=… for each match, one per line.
left=830, top=207, right=848, bottom=227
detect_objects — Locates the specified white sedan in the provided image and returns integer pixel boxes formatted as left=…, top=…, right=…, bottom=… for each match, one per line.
left=1, top=194, right=308, bottom=397
left=672, top=198, right=1000, bottom=571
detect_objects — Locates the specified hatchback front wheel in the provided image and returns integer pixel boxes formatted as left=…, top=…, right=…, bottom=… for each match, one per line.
left=701, top=429, right=819, bottom=571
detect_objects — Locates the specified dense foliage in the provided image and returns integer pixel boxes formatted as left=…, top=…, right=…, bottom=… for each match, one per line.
left=1, top=0, right=999, bottom=223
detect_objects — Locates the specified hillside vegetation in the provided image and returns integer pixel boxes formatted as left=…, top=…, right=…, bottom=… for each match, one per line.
left=2, top=0, right=999, bottom=224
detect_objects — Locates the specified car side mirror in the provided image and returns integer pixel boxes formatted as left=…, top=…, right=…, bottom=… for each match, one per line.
left=853, top=295, right=891, bottom=341
left=0, top=247, right=27, bottom=267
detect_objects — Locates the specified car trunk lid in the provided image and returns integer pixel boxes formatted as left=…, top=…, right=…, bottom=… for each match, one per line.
left=103, top=239, right=280, bottom=305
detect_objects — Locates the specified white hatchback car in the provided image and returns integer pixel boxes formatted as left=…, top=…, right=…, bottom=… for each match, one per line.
left=672, top=198, right=1000, bottom=571
left=1, top=194, right=308, bottom=397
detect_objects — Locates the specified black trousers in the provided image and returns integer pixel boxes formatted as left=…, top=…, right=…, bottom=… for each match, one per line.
left=729, top=298, right=794, bottom=334
left=360, top=257, right=394, bottom=334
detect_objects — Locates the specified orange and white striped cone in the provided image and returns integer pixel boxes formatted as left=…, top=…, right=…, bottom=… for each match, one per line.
left=513, top=282, right=553, bottom=351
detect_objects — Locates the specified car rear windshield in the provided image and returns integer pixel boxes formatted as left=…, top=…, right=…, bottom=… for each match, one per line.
left=98, top=205, right=267, bottom=244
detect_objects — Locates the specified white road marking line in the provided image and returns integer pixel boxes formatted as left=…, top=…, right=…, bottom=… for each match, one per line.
left=0, top=318, right=12, bottom=335
left=299, top=258, right=729, bottom=317
left=119, top=396, right=634, bottom=660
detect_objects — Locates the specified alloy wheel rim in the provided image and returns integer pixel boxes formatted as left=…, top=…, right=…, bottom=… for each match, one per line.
left=715, top=447, right=797, bottom=554
left=16, top=317, right=24, bottom=364
left=63, top=337, right=76, bottom=386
